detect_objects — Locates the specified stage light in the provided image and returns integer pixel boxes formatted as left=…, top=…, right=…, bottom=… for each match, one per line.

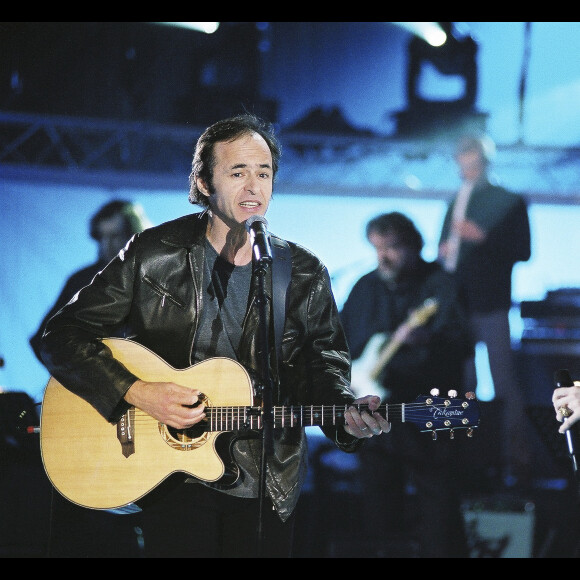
left=392, top=22, right=447, bottom=47
left=155, top=22, right=220, bottom=34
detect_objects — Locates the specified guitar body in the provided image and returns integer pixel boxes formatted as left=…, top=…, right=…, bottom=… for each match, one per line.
left=350, top=333, right=390, bottom=399
left=349, top=298, right=439, bottom=400
left=40, top=338, right=254, bottom=511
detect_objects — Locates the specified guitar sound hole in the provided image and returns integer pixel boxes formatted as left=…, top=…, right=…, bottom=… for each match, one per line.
left=168, top=423, right=206, bottom=440
left=160, top=422, right=209, bottom=450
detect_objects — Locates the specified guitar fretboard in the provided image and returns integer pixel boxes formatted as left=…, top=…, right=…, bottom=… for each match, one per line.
left=206, top=404, right=355, bottom=431
left=204, top=400, right=477, bottom=432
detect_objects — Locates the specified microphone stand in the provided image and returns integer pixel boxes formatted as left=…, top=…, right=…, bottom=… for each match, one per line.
left=253, top=256, right=274, bottom=558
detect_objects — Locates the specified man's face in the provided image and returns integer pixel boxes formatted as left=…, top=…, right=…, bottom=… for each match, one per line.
left=368, top=231, right=416, bottom=279
left=197, top=132, right=273, bottom=227
left=95, top=213, right=132, bottom=263
left=456, top=150, right=486, bottom=182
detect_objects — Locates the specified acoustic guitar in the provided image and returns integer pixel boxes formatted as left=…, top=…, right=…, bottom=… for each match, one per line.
left=40, top=337, right=479, bottom=512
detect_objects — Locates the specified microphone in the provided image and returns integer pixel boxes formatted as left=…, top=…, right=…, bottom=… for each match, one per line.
left=554, top=369, right=579, bottom=475
left=245, top=215, right=273, bottom=265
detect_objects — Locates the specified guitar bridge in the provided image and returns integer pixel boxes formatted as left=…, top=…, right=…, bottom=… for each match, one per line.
left=117, top=408, right=135, bottom=458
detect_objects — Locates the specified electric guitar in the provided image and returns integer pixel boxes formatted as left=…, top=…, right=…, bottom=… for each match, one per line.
left=350, top=297, right=439, bottom=399
left=40, top=337, right=479, bottom=512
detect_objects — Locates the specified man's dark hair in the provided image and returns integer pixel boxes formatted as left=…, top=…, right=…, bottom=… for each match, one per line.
left=366, top=212, right=424, bottom=252
left=188, top=113, right=282, bottom=208
left=89, top=200, right=150, bottom=241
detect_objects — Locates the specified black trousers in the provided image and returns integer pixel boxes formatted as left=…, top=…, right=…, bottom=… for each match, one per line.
left=139, top=476, right=295, bottom=558
left=355, top=425, right=469, bottom=558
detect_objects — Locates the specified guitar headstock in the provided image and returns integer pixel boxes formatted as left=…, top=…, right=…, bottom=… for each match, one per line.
left=404, top=390, right=480, bottom=439
left=408, top=297, right=439, bottom=328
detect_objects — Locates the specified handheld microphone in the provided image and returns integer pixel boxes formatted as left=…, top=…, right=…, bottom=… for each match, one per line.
left=554, top=369, right=579, bottom=475
left=245, top=215, right=273, bottom=265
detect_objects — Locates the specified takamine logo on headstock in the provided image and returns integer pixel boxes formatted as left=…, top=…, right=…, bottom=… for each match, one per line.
left=386, top=389, right=481, bottom=440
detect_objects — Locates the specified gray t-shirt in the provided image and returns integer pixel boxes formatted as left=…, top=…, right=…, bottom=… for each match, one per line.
left=193, top=240, right=251, bottom=362
left=189, top=239, right=262, bottom=497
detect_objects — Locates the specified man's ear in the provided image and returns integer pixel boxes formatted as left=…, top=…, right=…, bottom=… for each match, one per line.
left=196, top=177, right=211, bottom=197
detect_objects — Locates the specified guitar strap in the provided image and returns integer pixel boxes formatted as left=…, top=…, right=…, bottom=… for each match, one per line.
left=271, top=238, right=292, bottom=370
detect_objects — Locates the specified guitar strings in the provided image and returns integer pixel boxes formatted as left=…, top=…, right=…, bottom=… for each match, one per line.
left=125, top=402, right=476, bottom=430
left=125, top=402, right=469, bottom=419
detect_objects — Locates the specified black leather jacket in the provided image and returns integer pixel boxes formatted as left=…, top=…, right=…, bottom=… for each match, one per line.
left=41, top=211, right=361, bottom=521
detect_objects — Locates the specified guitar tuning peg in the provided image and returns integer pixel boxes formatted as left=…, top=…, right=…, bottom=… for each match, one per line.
left=431, top=430, right=437, bottom=441
left=465, top=391, right=476, bottom=400
left=448, top=389, right=458, bottom=398
left=430, top=388, right=440, bottom=396
left=467, top=428, right=474, bottom=438
left=449, top=429, right=455, bottom=440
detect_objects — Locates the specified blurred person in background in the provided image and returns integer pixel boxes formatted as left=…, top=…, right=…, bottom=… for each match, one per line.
left=30, top=199, right=152, bottom=362
left=438, top=134, right=532, bottom=488
left=341, top=211, right=472, bottom=558
left=28, top=199, right=152, bottom=557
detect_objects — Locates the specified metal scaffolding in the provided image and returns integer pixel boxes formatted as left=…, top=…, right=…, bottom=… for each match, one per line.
left=2, top=110, right=579, bottom=204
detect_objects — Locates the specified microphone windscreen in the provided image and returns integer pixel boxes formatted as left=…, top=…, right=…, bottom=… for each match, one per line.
left=555, top=369, right=574, bottom=388
left=245, top=214, right=268, bottom=233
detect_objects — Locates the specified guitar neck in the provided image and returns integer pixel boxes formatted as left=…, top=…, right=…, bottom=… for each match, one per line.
left=203, top=398, right=476, bottom=434
left=369, top=337, right=404, bottom=380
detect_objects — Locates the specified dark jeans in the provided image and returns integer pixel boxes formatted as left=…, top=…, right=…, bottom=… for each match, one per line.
left=139, top=476, right=295, bottom=558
